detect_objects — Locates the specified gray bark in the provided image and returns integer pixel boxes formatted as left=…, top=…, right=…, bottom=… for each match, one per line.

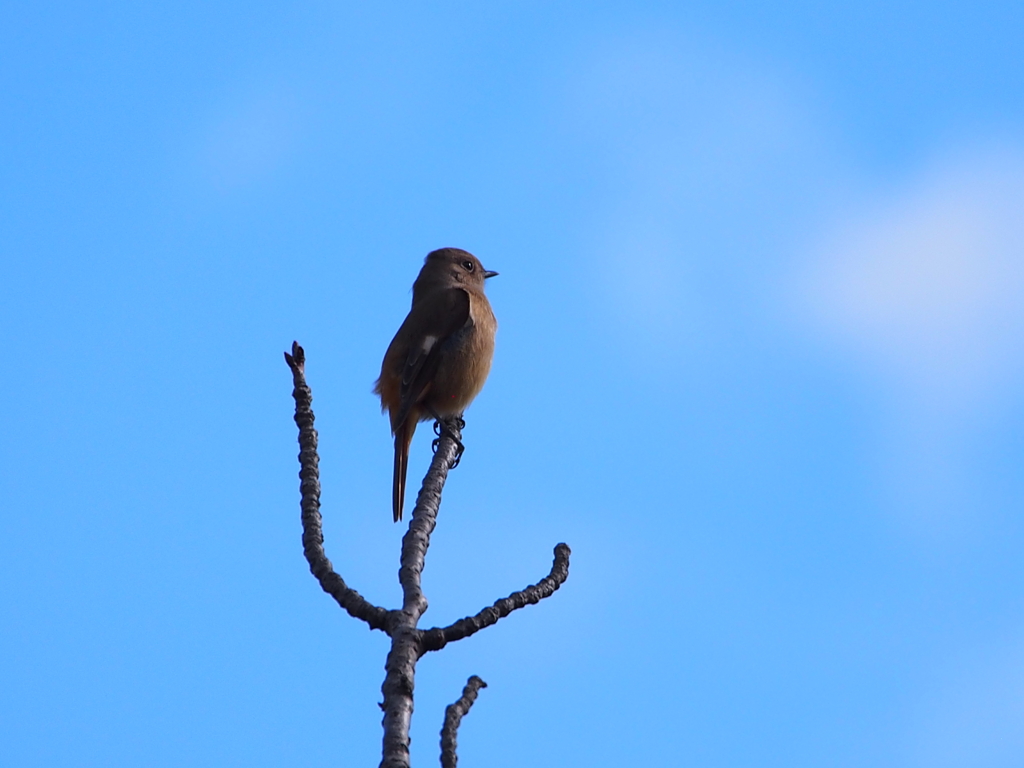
left=285, top=342, right=570, bottom=767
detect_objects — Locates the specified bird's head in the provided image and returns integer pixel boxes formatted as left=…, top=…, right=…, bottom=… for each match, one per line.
left=414, top=248, right=498, bottom=295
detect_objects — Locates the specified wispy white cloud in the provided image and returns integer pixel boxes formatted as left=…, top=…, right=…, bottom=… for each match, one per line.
left=796, top=144, right=1024, bottom=533
left=563, top=31, right=1023, bottom=535
left=907, top=631, right=1024, bottom=768
left=800, top=145, right=1024, bottom=411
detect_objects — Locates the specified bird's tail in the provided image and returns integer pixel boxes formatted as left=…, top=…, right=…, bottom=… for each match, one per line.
left=392, top=420, right=416, bottom=522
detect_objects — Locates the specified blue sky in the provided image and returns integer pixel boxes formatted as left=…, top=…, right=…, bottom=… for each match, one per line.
left=3, top=2, right=1024, bottom=766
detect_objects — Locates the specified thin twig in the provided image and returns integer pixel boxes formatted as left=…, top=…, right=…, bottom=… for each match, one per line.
left=285, top=344, right=571, bottom=768
left=400, top=417, right=462, bottom=614
left=285, top=342, right=389, bottom=631
left=420, top=543, right=571, bottom=653
left=440, top=676, right=487, bottom=768
left=380, top=417, right=462, bottom=768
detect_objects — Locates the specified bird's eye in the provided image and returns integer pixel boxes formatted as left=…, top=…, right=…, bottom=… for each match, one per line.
left=462, top=260, right=474, bottom=272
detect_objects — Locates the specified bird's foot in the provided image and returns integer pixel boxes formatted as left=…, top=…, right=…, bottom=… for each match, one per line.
left=431, top=414, right=466, bottom=469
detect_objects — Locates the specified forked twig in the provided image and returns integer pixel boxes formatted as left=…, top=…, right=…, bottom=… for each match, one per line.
left=285, top=342, right=570, bottom=768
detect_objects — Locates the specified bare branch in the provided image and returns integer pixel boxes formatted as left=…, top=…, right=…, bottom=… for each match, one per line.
left=420, top=543, right=571, bottom=653
left=285, top=344, right=571, bottom=767
left=399, top=417, right=462, bottom=615
left=285, top=342, right=390, bottom=631
left=381, top=416, right=463, bottom=768
left=440, top=676, right=487, bottom=768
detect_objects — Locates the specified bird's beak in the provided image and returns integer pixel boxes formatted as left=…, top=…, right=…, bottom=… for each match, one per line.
left=483, top=270, right=499, bottom=279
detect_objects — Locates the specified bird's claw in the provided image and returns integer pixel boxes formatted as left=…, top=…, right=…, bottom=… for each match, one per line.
left=431, top=416, right=466, bottom=469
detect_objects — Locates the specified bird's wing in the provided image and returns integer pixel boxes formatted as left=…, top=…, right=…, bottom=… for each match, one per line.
left=393, top=287, right=471, bottom=428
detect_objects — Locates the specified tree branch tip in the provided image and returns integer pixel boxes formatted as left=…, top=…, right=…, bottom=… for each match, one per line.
left=284, top=341, right=305, bottom=371
left=440, top=676, right=489, bottom=767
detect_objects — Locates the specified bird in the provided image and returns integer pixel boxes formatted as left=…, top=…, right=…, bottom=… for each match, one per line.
left=374, top=247, right=498, bottom=521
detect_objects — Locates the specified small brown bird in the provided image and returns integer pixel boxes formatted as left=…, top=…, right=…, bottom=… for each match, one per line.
left=374, top=248, right=498, bottom=521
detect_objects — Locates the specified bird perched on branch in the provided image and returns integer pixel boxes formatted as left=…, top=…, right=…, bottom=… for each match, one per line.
left=374, top=248, right=498, bottom=521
